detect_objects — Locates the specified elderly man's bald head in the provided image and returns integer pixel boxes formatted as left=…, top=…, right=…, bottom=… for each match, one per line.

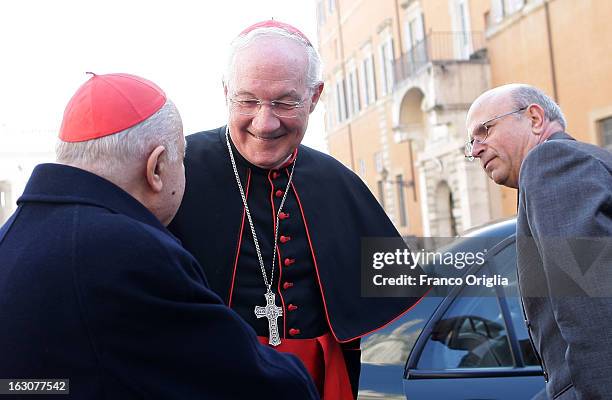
left=468, top=84, right=523, bottom=118
left=468, top=84, right=566, bottom=130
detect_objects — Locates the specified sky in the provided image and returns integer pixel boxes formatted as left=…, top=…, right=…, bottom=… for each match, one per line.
left=0, top=0, right=327, bottom=153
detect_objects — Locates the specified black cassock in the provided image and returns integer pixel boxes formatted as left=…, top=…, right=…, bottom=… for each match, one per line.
left=169, top=126, right=424, bottom=394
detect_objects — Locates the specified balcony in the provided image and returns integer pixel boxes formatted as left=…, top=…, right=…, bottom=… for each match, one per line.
left=393, top=31, right=486, bottom=88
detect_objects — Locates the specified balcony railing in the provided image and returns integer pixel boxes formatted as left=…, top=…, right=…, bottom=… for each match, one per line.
left=393, top=31, right=486, bottom=87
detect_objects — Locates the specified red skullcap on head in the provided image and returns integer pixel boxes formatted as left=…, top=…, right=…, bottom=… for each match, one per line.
left=239, top=20, right=312, bottom=46
left=59, top=73, right=167, bottom=143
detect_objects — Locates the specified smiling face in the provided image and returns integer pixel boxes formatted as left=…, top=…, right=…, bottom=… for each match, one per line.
left=466, top=94, right=532, bottom=188
left=225, top=35, right=321, bottom=169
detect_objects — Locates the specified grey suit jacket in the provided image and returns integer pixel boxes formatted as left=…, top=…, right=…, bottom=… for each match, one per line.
left=517, top=132, right=612, bottom=400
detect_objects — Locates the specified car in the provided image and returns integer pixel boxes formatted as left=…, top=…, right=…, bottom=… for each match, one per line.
left=358, top=218, right=546, bottom=400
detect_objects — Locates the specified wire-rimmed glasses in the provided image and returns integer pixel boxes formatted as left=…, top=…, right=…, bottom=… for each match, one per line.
left=465, top=106, right=528, bottom=161
left=229, top=96, right=308, bottom=118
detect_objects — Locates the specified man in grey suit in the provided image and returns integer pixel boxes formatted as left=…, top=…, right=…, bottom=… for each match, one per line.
left=466, top=84, right=612, bottom=400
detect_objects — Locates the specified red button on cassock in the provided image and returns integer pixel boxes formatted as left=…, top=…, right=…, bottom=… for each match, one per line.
left=271, top=171, right=280, bottom=179
left=289, top=328, right=301, bottom=336
left=280, top=235, right=291, bottom=243
left=275, top=190, right=284, bottom=198
left=283, top=282, right=294, bottom=290
left=288, top=304, right=298, bottom=311
left=284, top=258, right=295, bottom=266
left=279, top=212, right=290, bottom=220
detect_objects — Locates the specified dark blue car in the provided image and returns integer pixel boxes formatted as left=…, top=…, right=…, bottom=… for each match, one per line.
left=358, top=218, right=546, bottom=400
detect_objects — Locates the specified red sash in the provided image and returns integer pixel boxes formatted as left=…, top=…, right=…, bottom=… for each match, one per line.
left=258, top=333, right=354, bottom=399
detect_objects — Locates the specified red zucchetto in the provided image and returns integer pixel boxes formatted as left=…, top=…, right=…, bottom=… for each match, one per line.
left=59, top=73, right=166, bottom=143
left=239, top=20, right=312, bottom=46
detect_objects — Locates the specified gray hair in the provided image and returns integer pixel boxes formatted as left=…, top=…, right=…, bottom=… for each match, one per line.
left=223, top=26, right=323, bottom=92
left=511, top=86, right=567, bottom=130
left=56, top=99, right=182, bottom=171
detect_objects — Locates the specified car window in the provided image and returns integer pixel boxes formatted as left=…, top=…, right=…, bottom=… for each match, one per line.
left=490, top=243, right=540, bottom=366
left=361, top=297, right=441, bottom=365
left=416, top=265, right=513, bottom=370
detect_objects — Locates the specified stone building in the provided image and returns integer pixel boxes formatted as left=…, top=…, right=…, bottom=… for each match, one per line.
left=316, top=0, right=612, bottom=237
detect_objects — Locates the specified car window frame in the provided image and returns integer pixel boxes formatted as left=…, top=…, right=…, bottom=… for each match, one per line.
left=404, top=234, right=543, bottom=380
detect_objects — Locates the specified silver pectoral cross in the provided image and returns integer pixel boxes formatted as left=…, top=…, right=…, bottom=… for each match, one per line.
left=254, top=291, right=283, bottom=346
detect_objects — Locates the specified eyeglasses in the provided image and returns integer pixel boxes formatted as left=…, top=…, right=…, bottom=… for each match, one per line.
left=464, top=106, right=528, bottom=161
left=229, top=96, right=308, bottom=118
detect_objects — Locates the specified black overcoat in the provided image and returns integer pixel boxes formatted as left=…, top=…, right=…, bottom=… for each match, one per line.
left=0, top=163, right=318, bottom=399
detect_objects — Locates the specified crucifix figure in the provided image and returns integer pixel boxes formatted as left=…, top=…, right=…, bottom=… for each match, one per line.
left=254, top=291, right=283, bottom=346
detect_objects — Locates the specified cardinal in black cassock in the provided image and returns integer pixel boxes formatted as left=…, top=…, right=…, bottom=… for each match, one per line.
left=170, top=19, right=426, bottom=400
left=169, top=127, right=425, bottom=398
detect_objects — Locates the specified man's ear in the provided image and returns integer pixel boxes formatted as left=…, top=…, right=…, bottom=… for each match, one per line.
left=146, top=145, right=167, bottom=193
left=527, top=103, right=546, bottom=135
left=309, top=82, right=324, bottom=113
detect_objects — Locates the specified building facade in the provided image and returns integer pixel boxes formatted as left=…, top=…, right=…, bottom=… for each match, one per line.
left=0, top=126, right=55, bottom=225
left=316, top=0, right=612, bottom=237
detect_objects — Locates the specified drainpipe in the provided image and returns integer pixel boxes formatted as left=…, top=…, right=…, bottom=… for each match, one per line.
left=334, top=0, right=355, bottom=170
left=394, top=0, right=418, bottom=202
left=544, top=0, right=558, bottom=102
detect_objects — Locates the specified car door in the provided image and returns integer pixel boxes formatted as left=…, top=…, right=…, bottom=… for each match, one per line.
left=358, top=296, right=443, bottom=400
left=403, top=238, right=545, bottom=400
